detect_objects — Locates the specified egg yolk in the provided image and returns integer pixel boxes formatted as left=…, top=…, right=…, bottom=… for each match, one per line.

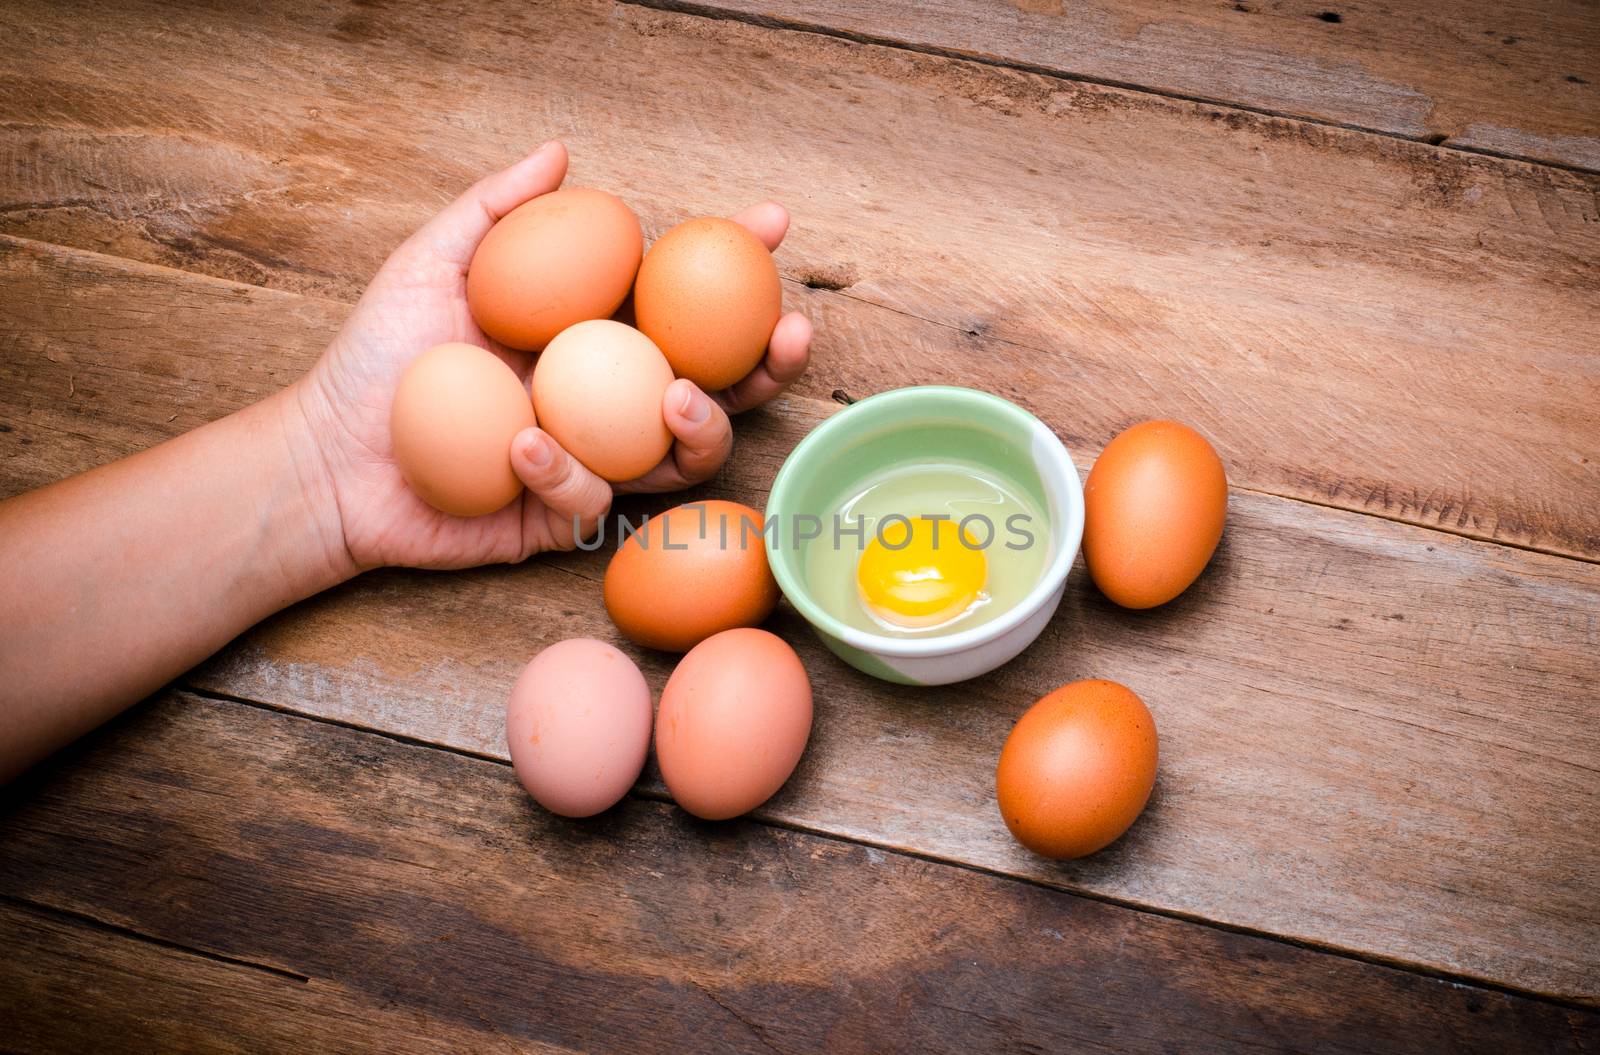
left=856, top=517, right=987, bottom=628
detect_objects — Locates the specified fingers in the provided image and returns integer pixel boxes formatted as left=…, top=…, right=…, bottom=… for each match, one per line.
left=716, top=311, right=813, bottom=415
left=661, top=381, right=734, bottom=485
left=511, top=427, right=612, bottom=549
left=720, top=201, right=807, bottom=414
left=729, top=200, right=789, bottom=252
left=616, top=380, right=734, bottom=494
left=406, top=141, right=570, bottom=270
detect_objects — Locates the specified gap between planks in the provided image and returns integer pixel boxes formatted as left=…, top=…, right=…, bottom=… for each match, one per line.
left=177, top=683, right=1600, bottom=1013
left=618, top=0, right=1600, bottom=177
left=0, top=892, right=311, bottom=983
left=4, top=229, right=1593, bottom=570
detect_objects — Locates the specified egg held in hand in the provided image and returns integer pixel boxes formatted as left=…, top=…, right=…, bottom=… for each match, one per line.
left=655, top=628, right=813, bottom=820
left=467, top=187, right=643, bottom=351
left=857, top=516, right=987, bottom=630
left=506, top=639, right=653, bottom=818
left=1083, top=420, right=1227, bottom=609
left=996, top=679, right=1158, bottom=860
left=605, top=500, right=778, bottom=652
left=633, top=216, right=782, bottom=391
left=390, top=342, right=535, bottom=517
left=532, top=320, right=674, bottom=483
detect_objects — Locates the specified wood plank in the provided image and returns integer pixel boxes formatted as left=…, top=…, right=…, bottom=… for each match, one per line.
left=3, top=691, right=1593, bottom=1053
left=668, top=0, right=1600, bottom=171
left=0, top=900, right=556, bottom=1054
left=0, top=1, right=1596, bottom=558
left=0, top=237, right=344, bottom=496
left=3, top=238, right=1597, bottom=1001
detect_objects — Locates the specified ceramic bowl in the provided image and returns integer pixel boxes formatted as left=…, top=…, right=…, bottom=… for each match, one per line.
left=765, top=386, right=1083, bottom=685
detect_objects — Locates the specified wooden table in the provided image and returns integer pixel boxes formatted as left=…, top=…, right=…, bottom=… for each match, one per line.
left=2, top=1, right=1597, bottom=1050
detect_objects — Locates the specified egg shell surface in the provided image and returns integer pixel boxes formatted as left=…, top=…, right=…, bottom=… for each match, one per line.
left=531, top=320, right=674, bottom=482
left=389, top=342, right=535, bottom=517
left=655, top=629, right=812, bottom=820
left=633, top=216, right=782, bottom=391
left=467, top=187, right=643, bottom=351
left=1083, top=420, right=1227, bottom=609
left=996, top=679, right=1158, bottom=860
left=506, top=639, right=653, bottom=818
left=604, top=500, right=778, bottom=652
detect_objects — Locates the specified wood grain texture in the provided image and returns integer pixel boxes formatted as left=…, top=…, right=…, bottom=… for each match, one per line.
left=1, top=1, right=1597, bottom=557
left=666, top=0, right=1600, bottom=171
left=2, top=692, right=1594, bottom=1054
left=0, top=900, right=564, bottom=1054
left=2, top=238, right=1597, bottom=1002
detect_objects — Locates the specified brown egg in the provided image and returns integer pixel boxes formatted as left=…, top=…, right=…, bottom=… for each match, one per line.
left=996, top=679, right=1158, bottom=860
left=531, top=320, right=675, bottom=482
left=467, top=187, right=643, bottom=351
left=633, top=216, right=782, bottom=391
left=656, top=628, right=813, bottom=820
left=1083, top=420, right=1228, bottom=609
left=390, top=342, right=535, bottom=517
left=604, top=501, right=778, bottom=652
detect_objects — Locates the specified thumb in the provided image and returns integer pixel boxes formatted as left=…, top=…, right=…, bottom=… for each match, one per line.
left=405, top=141, right=570, bottom=269
left=511, top=428, right=612, bottom=551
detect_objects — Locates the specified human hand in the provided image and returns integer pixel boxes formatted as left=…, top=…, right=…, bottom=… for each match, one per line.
left=291, top=141, right=813, bottom=573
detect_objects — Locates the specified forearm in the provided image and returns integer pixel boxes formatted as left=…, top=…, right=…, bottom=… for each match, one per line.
left=0, top=385, right=354, bottom=782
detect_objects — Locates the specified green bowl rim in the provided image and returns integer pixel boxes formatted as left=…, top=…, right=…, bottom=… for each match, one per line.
left=765, top=385, right=1083, bottom=658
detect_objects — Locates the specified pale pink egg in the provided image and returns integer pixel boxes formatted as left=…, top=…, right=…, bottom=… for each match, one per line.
left=506, top=639, right=653, bottom=818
